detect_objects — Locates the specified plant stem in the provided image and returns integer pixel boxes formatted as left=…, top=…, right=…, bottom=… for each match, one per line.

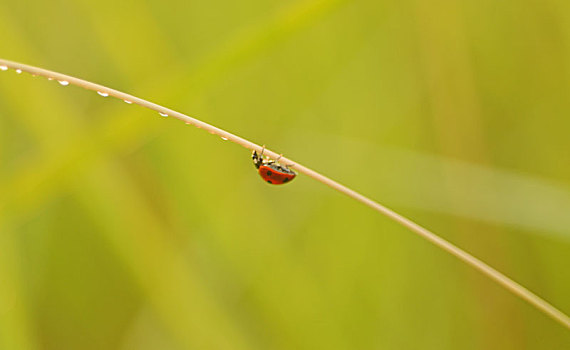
left=1, top=57, right=569, bottom=331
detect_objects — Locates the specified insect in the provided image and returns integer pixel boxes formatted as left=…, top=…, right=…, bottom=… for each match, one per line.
left=252, top=147, right=297, bottom=185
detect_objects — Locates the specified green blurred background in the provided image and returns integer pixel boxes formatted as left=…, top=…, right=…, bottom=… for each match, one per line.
left=1, top=0, right=569, bottom=349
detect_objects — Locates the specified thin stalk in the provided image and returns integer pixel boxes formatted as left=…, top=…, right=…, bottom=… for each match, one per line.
left=1, top=58, right=569, bottom=331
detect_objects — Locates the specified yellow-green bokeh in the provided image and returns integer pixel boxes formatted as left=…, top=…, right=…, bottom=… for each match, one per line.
left=1, top=0, right=569, bottom=349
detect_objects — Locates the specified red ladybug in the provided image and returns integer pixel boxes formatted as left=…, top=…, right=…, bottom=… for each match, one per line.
left=252, top=148, right=296, bottom=185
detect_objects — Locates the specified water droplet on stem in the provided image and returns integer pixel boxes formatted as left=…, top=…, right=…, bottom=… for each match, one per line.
left=58, top=80, right=69, bottom=86
left=97, top=91, right=109, bottom=97
left=159, top=112, right=168, bottom=117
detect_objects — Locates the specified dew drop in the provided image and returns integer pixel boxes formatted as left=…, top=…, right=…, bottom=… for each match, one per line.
left=97, top=91, right=109, bottom=97
left=185, top=122, right=191, bottom=125
left=221, top=137, right=228, bottom=141
left=159, top=112, right=168, bottom=117
left=58, top=80, right=69, bottom=86
left=123, top=99, right=133, bottom=104
left=0, top=65, right=8, bottom=71
left=15, top=69, right=22, bottom=74
left=48, top=77, right=54, bottom=81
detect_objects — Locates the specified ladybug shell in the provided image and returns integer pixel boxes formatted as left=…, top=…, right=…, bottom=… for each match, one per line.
left=258, top=164, right=296, bottom=185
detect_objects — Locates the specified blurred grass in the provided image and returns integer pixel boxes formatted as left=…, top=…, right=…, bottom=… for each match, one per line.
left=1, top=0, right=570, bottom=349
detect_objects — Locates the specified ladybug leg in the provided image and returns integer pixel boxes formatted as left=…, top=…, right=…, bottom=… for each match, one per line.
left=260, top=145, right=266, bottom=158
left=259, top=145, right=274, bottom=165
left=275, top=153, right=294, bottom=169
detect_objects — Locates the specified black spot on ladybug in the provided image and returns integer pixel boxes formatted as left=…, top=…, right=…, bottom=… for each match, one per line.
left=267, top=180, right=272, bottom=184
left=267, top=170, right=272, bottom=176
left=283, top=177, right=289, bottom=182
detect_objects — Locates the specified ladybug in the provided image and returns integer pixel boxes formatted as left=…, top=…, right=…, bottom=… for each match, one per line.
left=252, top=147, right=297, bottom=185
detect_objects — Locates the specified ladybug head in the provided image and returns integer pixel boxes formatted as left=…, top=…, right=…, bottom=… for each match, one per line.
left=252, top=150, right=262, bottom=169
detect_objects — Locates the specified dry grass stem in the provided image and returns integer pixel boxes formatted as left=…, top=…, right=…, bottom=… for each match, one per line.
left=1, top=58, right=568, bottom=331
